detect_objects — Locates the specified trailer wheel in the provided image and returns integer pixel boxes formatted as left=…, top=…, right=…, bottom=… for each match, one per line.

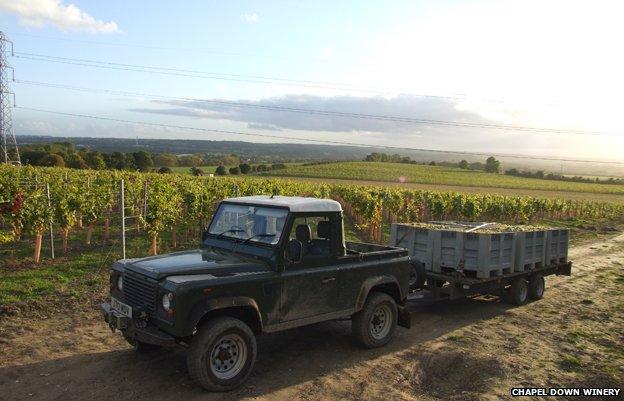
left=409, top=261, right=426, bottom=290
left=352, top=292, right=397, bottom=349
left=528, top=274, right=545, bottom=300
left=508, top=278, right=528, bottom=306
left=426, top=279, right=445, bottom=288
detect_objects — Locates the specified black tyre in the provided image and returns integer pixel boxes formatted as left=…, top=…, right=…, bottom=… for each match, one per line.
left=409, top=261, right=426, bottom=291
left=528, top=274, right=545, bottom=300
left=187, top=317, right=257, bottom=392
left=124, top=335, right=162, bottom=352
left=507, top=278, right=529, bottom=306
left=352, top=292, right=398, bottom=349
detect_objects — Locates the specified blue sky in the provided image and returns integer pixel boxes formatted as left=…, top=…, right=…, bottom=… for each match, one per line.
left=1, top=0, right=623, bottom=161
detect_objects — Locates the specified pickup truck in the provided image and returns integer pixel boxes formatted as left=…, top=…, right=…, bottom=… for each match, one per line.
left=100, top=195, right=412, bottom=391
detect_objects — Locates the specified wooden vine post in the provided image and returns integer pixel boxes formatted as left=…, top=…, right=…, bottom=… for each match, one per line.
left=20, top=187, right=52, bottom=265
left=46, top=183, right=55, bottom=259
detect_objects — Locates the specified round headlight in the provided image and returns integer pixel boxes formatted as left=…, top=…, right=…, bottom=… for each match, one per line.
left=117, top=276, right=123, bottom=291
left=162, top=293, right=174, bottom=311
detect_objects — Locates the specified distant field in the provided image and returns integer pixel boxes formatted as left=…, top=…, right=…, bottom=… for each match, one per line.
left=169, top=165, right=220, bottom=175
left=263, top=161, right=624, bottom=195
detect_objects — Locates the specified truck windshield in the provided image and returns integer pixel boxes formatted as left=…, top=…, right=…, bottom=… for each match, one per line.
left=208, top=203, right=288, bottom=245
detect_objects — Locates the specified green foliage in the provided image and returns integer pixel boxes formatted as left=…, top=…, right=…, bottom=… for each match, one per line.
left=215, top=165, right=227, bottom=175
left=485, top=156, right=502, bottom=174
left=190, top=167, right=204, bottom=176
left=239, top=163, right=252, bottom=174
left=1, top=164, right=623, bottom=250
left=20, top=188, right=52, bottom=235
left=133, top=151, right=154, bottom=172
left=143, top=179, right=182, bottom=240
left=65, top=153, right=89, bottom=169
left=84, top=151, right=107, bottom=170
left=153, top=153, right=179, bottom=167
left=40, top=154, right=66, bottom=167
left=179, top=155, right=203, bottom=167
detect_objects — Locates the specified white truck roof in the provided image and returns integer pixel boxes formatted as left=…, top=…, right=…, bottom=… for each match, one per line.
left=222, top=195, right=342, bottom=212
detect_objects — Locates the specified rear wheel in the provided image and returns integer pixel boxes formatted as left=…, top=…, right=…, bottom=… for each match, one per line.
left=409, top=261, right=426, bottom=291
left=187, top=317, right=257, bottom=392
left=352, top=292, right=398, bottom=348
left=528, top=274, right=545, bottom=300
left=507, top=278, right=529, bottom=306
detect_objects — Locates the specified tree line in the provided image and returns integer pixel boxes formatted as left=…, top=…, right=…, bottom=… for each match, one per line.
left=363, top=153, right=503, bottom=173
left=18, top=142, right=285, bottom=174
left=188, top=163, right=286, bottom=176
left=505, top=169, right=624, bottom=185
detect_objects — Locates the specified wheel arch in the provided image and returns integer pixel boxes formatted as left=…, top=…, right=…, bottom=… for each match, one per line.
left=355, top=276, right=404, bottom=312
left=186, top=296, right=263, bottom=336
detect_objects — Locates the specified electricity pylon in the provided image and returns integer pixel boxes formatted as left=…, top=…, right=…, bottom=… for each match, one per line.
left=0, top=31, right=20, bottom=165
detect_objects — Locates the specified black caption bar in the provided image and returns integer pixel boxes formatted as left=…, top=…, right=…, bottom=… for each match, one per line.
left=511, top=388, right=621, bottom=397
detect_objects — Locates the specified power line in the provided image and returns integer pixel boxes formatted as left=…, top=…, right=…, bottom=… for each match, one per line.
left=7, top=32, right=331, bottom=63
left=14, top=79, right=622, bottom=137
left=13, top=52, right=399, bottom=95
left=12, top=51, right=505, bottom=102
left=15, top=51, right=381, bottom=91
left=14, top=51, right=590, bottom=109
left=15, top=106, right=624, bottom=165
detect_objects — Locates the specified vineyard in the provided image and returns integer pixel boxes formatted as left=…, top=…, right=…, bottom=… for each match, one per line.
left=264, top=161, right=624, bottom=195
left=1, top=165, right=623, bottom=265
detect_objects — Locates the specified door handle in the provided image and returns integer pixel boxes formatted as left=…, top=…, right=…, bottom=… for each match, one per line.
left=322, top=277, right=336, bottom=283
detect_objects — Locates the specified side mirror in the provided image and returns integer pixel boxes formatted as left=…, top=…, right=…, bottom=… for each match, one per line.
left=286, top=239, right=303, bottom=263
left=201, top=230, right=209, bottom=242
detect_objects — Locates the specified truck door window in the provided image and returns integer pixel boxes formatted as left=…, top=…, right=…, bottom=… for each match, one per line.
left=289, top=216, right=332, bottom=258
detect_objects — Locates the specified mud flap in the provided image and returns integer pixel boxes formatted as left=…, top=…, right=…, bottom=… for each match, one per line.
left=397, top=305, right=411, bottom=329
left=557, top=262, right=572, bottom=276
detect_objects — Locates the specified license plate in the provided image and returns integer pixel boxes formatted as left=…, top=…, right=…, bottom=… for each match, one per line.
left=111, top=297, right=132, bottom=318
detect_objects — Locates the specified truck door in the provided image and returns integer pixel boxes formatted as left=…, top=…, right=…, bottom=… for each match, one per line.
left=280, top=215, right=340, bottom=322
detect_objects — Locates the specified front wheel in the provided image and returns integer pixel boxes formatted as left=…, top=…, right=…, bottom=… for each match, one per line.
left=187, top=317, right=257, bottom=392
left=352, top=292, right=398, bottom=348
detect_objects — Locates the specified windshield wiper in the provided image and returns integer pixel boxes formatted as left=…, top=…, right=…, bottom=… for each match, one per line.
left=216, top=228, right=246, bottom=239
left=241, top=233, right=276, bottom=245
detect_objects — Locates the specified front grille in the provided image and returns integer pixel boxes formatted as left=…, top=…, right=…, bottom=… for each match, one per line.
left=122, top=272, right=158, bottom=313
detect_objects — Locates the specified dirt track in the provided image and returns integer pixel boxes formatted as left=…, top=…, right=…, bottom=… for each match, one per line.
left=1, top=234, right=623, bottom=401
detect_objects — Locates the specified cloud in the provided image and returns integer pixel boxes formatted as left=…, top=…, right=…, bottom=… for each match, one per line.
left=241, top=12, right=259, bottom=23
left=247, top=122, right=283, bottom=131
left=0, top=0, right=119, bottom=33
left=129, top=94, right=490, bottom=137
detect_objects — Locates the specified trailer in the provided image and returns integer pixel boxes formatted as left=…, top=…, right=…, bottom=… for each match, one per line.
left=390, top=222, right=572, bottom=305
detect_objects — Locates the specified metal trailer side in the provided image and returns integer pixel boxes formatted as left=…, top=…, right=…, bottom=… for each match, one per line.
left=391, top=222, right=572, bottom=303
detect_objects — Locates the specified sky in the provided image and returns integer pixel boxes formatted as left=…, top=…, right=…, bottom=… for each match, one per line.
left=1, top=0, right=623, bottom=161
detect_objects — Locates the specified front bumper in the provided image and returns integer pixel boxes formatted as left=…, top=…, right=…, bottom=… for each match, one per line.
left=100, top=303, right=177, bottom=347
